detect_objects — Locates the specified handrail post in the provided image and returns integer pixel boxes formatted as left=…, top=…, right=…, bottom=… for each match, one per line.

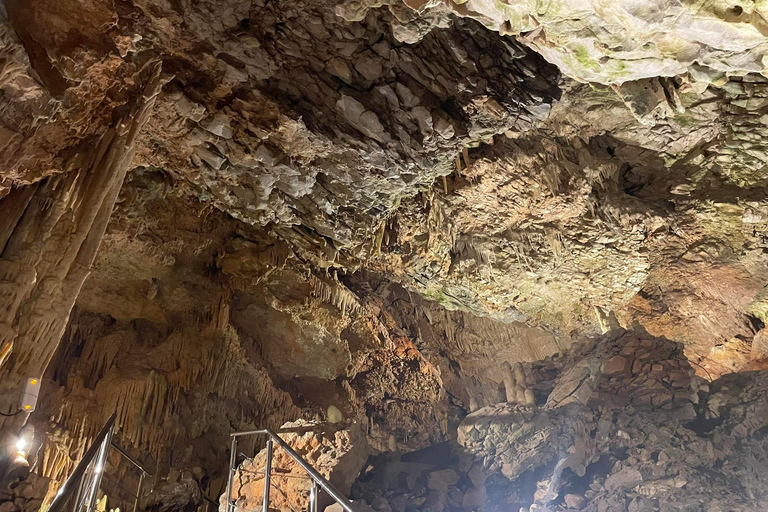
left=225, top=436, right=238, bottom=512
left=262, top=439, right=273, bottom=512
left=46, top=414, right=117, bottom=512
left=133, top=471, right=145, bottom=512
left=73, top=475, right=88, bottom=512
left=78, top=419, right=113, bottom=512
left=309, top=481, right=318, bottom=512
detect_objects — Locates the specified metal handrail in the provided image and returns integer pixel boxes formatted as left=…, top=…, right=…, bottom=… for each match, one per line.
left=47, top=413, right=116, bottom=512
left=110, top=441, right=151, bottom=512
left=224, top=428, right=356, bottom=512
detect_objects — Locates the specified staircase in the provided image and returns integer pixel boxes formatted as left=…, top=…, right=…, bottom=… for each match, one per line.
left=46, top=420, right=356, bottom=512
left=47, top=414, right=115, bottom=512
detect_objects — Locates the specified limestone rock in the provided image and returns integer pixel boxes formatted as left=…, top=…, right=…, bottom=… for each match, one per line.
left=227, top=420, right=370, bottom=512
left=343, top=0, right=768, bottom=85
left=143, top=471, right=203, bottom=512
left=753, top=331, right=768, bottom=361
left=604, top=467, right=642, bottom=492
left=426, top=469, right=458, bottom=491
left=9, top=2, right=768, bottom=511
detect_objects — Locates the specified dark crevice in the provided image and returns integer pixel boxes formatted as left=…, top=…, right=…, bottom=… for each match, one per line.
left=747, top=314, right=765, bottom=333
left=553, top=455, right=614, bottom=506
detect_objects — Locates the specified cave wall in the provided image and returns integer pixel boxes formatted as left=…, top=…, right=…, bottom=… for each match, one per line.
left=16, top=167, right=575, bottom=506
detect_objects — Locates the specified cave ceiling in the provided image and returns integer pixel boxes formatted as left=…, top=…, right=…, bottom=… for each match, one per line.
left=5, top=0, right=768, bottom=378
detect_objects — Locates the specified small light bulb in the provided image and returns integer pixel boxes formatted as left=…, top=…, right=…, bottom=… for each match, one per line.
left=93, top=464, right=103, bottom=474
left=15, top=438, right=27, bottom=452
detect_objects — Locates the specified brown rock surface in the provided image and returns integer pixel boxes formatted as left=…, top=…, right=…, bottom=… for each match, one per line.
left=457, top=329, right=768, bottom=511
left=328, top=331, right=768, bottom=512
left=228, top=420, right=370, bottom=512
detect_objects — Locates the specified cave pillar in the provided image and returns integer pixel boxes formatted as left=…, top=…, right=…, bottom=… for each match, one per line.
left=501, top=361, right=517, bottom=403
left=0, top=64, right=163, bottom=439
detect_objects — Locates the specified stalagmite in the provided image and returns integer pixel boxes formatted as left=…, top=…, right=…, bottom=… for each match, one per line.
left=501, top=361, right=536, bottom=406
left=513, top=363, right=530, bottom=405
left=595, top=307, right=621, bottom=334
left=501, top=361, right=517, bottom=404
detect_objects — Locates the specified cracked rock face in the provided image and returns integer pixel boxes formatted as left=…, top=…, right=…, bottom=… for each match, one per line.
left=6, top=0, right=768, bottom=371
left=129, top=0, right=560, bottom=258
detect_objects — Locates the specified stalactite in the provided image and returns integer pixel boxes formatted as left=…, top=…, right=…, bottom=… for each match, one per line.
left=310, top=275, right=362, bottom=315
left=37, top=302, right=301, bottom=495
left=374, top=221, right=386, bottom=256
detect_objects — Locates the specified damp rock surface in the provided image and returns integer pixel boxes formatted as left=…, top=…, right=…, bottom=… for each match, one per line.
left=457, top=329, right=768, bottom=512
left=330, top=330, right=768, bottom=512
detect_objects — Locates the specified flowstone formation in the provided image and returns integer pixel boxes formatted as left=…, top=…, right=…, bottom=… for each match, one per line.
left=0, top=62, right=165, bottom=442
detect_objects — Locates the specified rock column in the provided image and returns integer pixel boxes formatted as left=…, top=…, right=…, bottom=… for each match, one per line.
left=0, top=64, right=163, bottom=439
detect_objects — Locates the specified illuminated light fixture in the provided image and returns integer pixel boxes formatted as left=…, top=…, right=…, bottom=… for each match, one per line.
left=13, top=436, right=29, bottom=466
left=93, top=463, right=103, bottom=474
left=19, top=377, right=41, bottom=412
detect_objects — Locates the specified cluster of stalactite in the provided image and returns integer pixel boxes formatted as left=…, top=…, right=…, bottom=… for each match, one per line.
left=311, top=274, right=362, bottom=316
left=0, top=64, right=164, bottom=441
left=34, top=296, right=300, bottom=501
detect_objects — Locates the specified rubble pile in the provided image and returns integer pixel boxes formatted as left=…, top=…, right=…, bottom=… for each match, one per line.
left=350, top=442, right=475, bottom=512
left=459, top=329, right=768, bottom=511
left=0, top=472, right=49, bottom=512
